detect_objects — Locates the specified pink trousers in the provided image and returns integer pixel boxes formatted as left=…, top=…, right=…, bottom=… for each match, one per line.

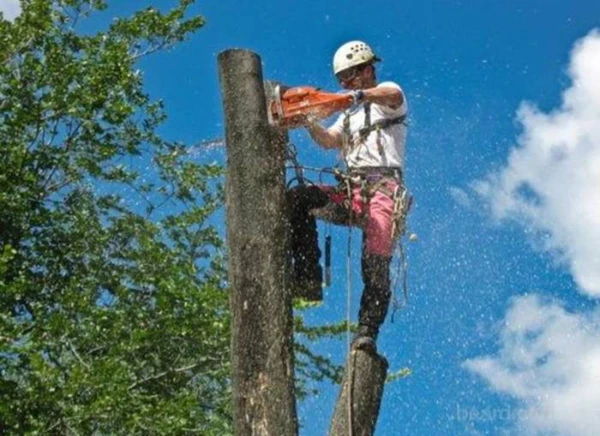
left=315, top=181, right=398, bottom=257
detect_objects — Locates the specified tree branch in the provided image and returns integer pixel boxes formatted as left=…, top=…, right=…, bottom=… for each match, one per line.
left=68, top=341, right=90, bottom=369
left=128, top=362, right=200, bottom=390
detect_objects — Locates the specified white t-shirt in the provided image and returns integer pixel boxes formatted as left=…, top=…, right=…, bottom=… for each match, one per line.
left=330, top=81, right=407, bottom=170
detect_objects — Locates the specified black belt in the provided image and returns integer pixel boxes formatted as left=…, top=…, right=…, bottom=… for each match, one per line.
left=348, top=167, right=402, bottom=180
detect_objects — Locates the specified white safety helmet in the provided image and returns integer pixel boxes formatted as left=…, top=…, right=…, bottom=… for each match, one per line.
left=332, top=40, right=380, bottom=75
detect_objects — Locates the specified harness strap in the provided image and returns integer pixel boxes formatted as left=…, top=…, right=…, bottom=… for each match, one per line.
left=365, top=177, right=396, bottom=198
left=337, top=170, right=401, bottom=202
left=348, top=167, right=402, bottom=179
left=358, top=113, right=407, bottom=141
left=334, top=169, right=411, bottom=244
left=343, top=103, right=407, bottom=150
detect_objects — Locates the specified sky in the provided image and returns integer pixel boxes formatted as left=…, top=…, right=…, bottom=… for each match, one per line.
left=2, top=1, right=600, bottom=435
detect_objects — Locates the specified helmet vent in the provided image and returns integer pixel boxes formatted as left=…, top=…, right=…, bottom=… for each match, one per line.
left=346, top=54, right=353, bottom=60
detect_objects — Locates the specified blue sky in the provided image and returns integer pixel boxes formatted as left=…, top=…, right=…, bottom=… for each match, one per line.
left=3, top=1, right=600, bottom=434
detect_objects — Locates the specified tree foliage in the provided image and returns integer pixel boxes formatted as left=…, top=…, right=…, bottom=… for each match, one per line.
left=0, top=2, right=354, bottom=434
left=0, top=1, right=231, bottom=434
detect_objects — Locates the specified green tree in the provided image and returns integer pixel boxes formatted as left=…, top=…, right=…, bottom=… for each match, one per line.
left=0, top=2, right=353, bottom=434
left=0, top=1, right=231, bottom=434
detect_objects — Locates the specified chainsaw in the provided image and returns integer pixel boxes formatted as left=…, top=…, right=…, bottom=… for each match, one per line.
left=267, top=85, right=354, bottom=129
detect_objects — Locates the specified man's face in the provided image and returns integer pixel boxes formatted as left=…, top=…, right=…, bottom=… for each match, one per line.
left=336, top=64, right=373, bottom=90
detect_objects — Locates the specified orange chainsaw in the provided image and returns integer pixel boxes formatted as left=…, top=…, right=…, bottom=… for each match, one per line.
left=267, top=85, right=354, bottom=129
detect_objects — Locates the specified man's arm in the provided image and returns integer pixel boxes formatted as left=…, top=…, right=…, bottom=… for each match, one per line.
left=304, top=85, right=403, bottom=148
left=359, top=86, right=403, bottom=109
left=306, top=121, right=343, bottom=149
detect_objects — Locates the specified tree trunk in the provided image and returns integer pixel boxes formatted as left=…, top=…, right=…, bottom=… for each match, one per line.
left=218, top=49, right=297, bottom=436
left=329, top=350, right=388, bottom=436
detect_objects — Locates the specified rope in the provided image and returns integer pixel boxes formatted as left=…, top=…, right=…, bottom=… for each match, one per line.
left=390, top=186, right=411, bottom=322
left=284, top=142, right=341, bottom=188
left=284, top=164, right=339, bottom=176
left=348, top=349, right=357, bottom=436
left=390, top=238, right=409, bottom=323
left=285, top=142, right=306, bottom=186
left=346, top=225, right=354, bottom=436
left=324, top=230, right=332, bottom=287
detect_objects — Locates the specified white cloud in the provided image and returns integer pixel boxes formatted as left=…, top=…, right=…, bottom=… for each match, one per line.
left=473, top=29, right=600, bottom=297
left=449, top=186, right=473, bottom=208
left=0, top=0, right=21, bottom=21
left=466, top=30, right=600, bottom=436
left=464, top=295, right=600, bottom=436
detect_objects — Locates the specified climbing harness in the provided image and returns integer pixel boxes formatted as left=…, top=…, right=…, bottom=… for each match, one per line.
left=286, top=156, right=413, bottom=302
left=342, top=102, right=407, bottom=157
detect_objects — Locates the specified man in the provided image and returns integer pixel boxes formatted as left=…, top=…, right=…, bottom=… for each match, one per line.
left=288, top=40, right=408, bottom=353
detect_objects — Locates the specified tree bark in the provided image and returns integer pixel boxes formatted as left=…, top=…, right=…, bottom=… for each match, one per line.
left=329, top=350, right=388, bottom=436
left=218, top=49, right=297, bottom=436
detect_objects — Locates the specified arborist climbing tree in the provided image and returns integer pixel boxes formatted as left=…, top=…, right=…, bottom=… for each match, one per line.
left=288, top=40, right=410, bottom=354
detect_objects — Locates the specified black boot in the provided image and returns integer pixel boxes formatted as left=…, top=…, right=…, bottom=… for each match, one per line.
left=355, top=254, right=392, bottom=350
left=287, top=186, right=329, bottom=301
left=291, top=262, right=323, bottom=301
left=352, top=324, right=379, bottom=353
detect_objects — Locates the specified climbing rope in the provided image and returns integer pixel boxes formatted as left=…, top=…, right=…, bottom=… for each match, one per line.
left=348, top=348, right=357, bottom=436
left=346, top=225, right=354, bottom=436
left=324, top=231, right=332, bottom=287
left=390, top=239, right=409, bottom=323
left=285, top=142, right=307, bottom=187
left=390, top=186, right=413, bottom=322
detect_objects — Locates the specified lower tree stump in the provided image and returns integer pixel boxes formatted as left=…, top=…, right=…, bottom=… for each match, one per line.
left=329, top=349, right=389, bottom=436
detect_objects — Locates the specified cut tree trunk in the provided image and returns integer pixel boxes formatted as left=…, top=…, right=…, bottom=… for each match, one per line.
left=218, top=49, right=297, bottom=436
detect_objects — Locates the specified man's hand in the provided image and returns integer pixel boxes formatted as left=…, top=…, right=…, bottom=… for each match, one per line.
left=302, top=112, right=320, bottom=127
left=305, top=120, right=343, bottom=150
left=349, top=90, right=365, bottom=105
